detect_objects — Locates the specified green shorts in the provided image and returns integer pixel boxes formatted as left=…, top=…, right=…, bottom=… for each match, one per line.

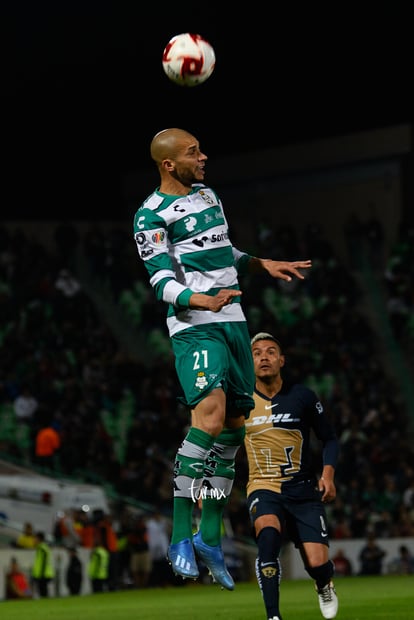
left=171, top=321, right=255, bottom=417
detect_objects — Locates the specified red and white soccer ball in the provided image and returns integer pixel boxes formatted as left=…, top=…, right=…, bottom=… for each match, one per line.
left=162, top=33, right=215, bottom=87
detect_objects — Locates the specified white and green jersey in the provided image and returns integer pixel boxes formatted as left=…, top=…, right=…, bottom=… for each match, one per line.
left=133, top=183, right=252, bottom=336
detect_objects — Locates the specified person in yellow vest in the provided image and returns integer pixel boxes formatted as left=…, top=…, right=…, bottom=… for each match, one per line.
left=32, top=531, right=55, bottom=597
left=88, top=533, right=110, bottom=593
left=15, top=521, right=37, bottom=549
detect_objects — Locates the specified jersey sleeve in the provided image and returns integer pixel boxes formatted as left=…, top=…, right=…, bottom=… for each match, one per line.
left=306, top=387, right=339, bottom=468
left=133, top=207, right=193, bottom=307
left=232, top=247, right=252, bottom=275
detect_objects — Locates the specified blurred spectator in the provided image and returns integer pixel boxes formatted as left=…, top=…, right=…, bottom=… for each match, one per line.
left=54, top=268, right=81, bottom=298
left=88, top=533, right=109, bottom=593
left=387, top=544, right=414, bottom=575
left=127, top=514, right=152, bottom=588
left=394, top=506, right=414, bottom=537
left=332, top=548, right=353, bottom=577
left=77, top=510, right=95, bottom=549
left=53, top=509, right=82, bottom=547
left=383, top=218, right=414, bottom=348
left=331, top=511, right=353, bottom=540
left=112, top=508, right=133, bottom=588
left=5, top=557, right=33, bottom=599
left=34, top=415, right=61, bottom=471
left=92, top=510, right=119, bottom=590
left=402, top=477, right=414, bottom=510
left=14, top=522, right=37, bottom=549
left=66, top=546, right=83, bottom=595
left=358, top=534, right=386, bottom=575
left=376, top=474, right=401, bottom=517
left=146, top=509, right=170, bottom=587
left=31, top=531, right=55, bottom=597
left=13, top=385, right=38, bottom=424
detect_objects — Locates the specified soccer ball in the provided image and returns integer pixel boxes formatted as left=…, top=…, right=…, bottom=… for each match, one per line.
left=162, top=33, right=215, bottom=87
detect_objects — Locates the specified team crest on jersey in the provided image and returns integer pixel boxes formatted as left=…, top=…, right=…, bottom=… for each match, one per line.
left=151, top=230, right=166, bottom=245
left=198, top=190, right=214, bottom=205
left=195, top=372, right=208, bottom=390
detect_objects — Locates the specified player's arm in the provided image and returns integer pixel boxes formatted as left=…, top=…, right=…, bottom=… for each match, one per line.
left=317, top=430, right=338, bottom=502
left=188, top=290, right=241, bottom=311
left=231, top=247, right=312, bottom=281
left=249, top=256, right=312, bottom=281
left=307, top=389, right=339, bottom=502
left=134, top=209, right=191, bottom=306
left=319, top=461, right=337, bottom=503
left=136, top=211, right=240, bottom=312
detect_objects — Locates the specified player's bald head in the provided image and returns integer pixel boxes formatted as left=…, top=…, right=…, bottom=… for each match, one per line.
left=150, top=128, right=197, bottom=164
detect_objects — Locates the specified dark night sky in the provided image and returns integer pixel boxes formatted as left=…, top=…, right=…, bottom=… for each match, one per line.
left=3, top=2, right=412, bottom=218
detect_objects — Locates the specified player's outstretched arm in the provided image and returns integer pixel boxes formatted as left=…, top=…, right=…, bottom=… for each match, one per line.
left=249, top=257, right=312, bottom=282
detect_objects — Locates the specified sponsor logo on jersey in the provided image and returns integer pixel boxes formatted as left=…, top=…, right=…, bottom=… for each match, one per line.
left=192, top=236, right=208, bottom=248
left=246, top=412, right=300, bottom=426
left=211, top=232, right=229, bottom=242
left=192, top=230, right=229, bottom=247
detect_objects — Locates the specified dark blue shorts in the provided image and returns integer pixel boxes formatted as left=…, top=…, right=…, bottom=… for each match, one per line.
left=247, top=486, right=330, bottom=547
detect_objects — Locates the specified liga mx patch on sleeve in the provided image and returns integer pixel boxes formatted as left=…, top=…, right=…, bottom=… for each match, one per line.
left=135, top=228, right=167, bottom=259
left=151, top=230, right=166, bottom=245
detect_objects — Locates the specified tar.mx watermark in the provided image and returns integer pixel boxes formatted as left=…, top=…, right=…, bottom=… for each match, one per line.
left=189, top=479, right=226, bottom=502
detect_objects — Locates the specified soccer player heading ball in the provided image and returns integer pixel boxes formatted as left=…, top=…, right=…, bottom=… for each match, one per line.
left=133, top=128, right=312, bottom=590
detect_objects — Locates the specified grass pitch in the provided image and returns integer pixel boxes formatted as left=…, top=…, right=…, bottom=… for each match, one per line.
left=1, top=575, right=413, bottom=619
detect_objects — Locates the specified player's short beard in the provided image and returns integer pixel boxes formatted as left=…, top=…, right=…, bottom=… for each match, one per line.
left=171, top=167, right=197, bottom=188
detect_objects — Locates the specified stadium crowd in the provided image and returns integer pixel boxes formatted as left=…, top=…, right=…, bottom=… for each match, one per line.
left=383, top=218, right=414, bottom=351
left=0, top=218, right=413, bottom=551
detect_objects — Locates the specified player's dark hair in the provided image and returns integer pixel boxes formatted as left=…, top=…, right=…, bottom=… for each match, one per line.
left=250, top=332, right=283, bottom=352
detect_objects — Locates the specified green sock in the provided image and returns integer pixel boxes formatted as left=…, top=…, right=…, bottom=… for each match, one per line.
left=171, top=497, right=194, bottom=544
left=199, top=496, right=227, bottom=546
left=199, top=426, right=246, bottom=546
left=171, top=427, right=214, bottom=544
